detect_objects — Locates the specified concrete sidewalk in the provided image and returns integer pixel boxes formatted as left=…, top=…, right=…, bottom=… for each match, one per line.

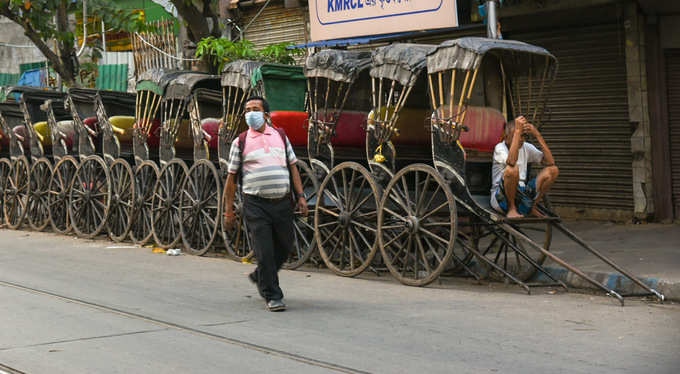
left=532, top=221, right=680, bottom=302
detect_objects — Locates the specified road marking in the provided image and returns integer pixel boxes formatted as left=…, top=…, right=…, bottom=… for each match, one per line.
left=0, top=279, right=370, bottom=374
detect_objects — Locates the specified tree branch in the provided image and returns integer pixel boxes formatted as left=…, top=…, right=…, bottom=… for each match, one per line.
left=171, top=0, right=212, bottom=43
left=0, top=2, right=76, bottom=86
left=203, top=0, right=222, bottom=38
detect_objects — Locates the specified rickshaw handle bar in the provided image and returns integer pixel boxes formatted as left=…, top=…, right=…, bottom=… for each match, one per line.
left=500, top=222, right=626, bottom=306
left=551, top=222, right=665, bottom=302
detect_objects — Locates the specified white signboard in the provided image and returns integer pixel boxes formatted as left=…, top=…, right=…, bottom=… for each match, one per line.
left=309, top=0, right=459, bottom=42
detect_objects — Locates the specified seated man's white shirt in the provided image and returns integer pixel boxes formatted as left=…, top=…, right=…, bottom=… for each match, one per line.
left=490, top=142, right=544, bottom=211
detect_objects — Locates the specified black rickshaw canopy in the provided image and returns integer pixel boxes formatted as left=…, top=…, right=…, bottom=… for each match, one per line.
left=426, top=37, right=557, bottom=76
left=164, top=72, right=221, bottom=100
left=304, top=50, right=372, bottom=83
left=135, top=68, right=185, bottom=96
left=221, top=60, right=264, bottom=90
left=370, top=43, right=436, bottom=87
left=7, top=87, right=69, bottom=122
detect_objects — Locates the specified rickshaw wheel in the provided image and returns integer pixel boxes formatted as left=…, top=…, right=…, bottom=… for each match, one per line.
left=48, top=156, right=78, bottom=234
left=152, top=159, right=188, bottom=249
left=0, top=158, right=12, bottom=228
left=180, top=159, right=220, bottom=256
left=283, top=159, right=319, bottom=270
left=378, top=164, right=458, bottom=287
left=129, top=161, right=159, bottom=245
left=221, top=188, right=253, bottom=262
left=475, top=198, right=553, bottom=282
left=3, top=156, right=30, bottom=230
left=107, top=159, right=135, bottom=242
left=314, top=161, right=380, bottom=277
left=68, top=155, right=112, bottom=238
left=27, top=157, right=53, bottom=231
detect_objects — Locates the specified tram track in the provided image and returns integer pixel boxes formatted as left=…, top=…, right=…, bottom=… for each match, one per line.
left=0, top=279, right=371, bottom=374
left=0, top=362, right=26, bottom=374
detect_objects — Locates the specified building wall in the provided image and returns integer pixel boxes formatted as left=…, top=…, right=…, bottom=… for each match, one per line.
left=0, top=17, right=46, bottom=75
left=650, top=14, right=680, bottom=221
left=624, top=2, right=655, bottom=221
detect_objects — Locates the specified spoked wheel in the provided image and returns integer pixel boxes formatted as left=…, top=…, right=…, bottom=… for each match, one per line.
left=129, top=161, right=159, bottom=245
left=475, top=200, right=553, bottom=282
left=27, top=157, right=53, bottom=231
left=314, top=161, right=380, bottom=277
left=68, top=155, right=112, bottom=238
left=221, top=189, right=253, bottom=261
left=3, top=156, right=30, bottom=230
left=48, top=156, right=78, bottom=234
left=152, top=159, right=188, bottom=249
left=378, top=164, right=458, bottom=286
left=0, top=158, right=12, bottom=228
left=107, top=159, right=135, bottom=242
left=180, top=159, right=221, bottom=256
left=283, top=159, right=319, bottom=270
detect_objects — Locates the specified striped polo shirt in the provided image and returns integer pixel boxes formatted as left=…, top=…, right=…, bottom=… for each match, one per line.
left=227, top=125, right=297, bottom=199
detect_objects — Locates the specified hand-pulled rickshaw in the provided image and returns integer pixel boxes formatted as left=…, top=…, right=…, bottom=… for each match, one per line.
left=65, top=88, right=137, bottom=240
left=304, top=50, right=373, bottom=273
left=42, top=95, right=79, bottom=235
left=4, top=88, right=70, bottom=231
left=129, top=69, right=173, bottom=245
left=416, top=37, right=663, bottom=303
left=312, top=44, right=437, bottom=277
left=0, top=101, right=19, bottom=227
left=0, top=92, right=33, bottom=229
left=149, top=71, right=224, bottom=250
left=163, top=72, right=222, bottom=255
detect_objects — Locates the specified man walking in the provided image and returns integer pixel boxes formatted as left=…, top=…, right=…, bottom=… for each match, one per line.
left=223, top=96, right=308, bottom=312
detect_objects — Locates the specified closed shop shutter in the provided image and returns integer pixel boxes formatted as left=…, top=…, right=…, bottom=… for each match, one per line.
left=509, top=23, right=633, bottom=212
left=241, top=3, right=308, bottom=49
left=665, top=50, right=680, bottom=218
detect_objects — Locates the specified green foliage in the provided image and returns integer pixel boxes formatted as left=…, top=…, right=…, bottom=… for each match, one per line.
left=196, top=37, right=303, bottom=72
left=258, top=43, right=304, bottom=65
left=3, top=0, right=146, bottom=45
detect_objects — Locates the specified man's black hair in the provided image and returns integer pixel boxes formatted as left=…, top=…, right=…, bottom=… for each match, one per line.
left=245, top=95, right=270, bottom=113
left=502, top=119, right=517, bottom=141
left=504, top=119, right=516, bottom=133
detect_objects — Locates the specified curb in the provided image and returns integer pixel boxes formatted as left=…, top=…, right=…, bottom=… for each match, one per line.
left=532, top=266, right=680, bottom=302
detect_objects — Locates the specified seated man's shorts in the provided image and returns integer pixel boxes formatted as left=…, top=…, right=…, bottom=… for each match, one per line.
left=491, top=177, right=537, bottom=215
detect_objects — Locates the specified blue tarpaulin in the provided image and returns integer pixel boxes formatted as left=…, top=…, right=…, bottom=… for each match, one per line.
left=17, top=68, right=45, bottom=87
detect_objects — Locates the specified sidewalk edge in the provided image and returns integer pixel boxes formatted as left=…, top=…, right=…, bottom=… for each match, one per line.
left=532, top=266, right=679, bottom=302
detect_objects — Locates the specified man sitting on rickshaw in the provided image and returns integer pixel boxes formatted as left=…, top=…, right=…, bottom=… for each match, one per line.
left=490, top=116, right=559, bottom=218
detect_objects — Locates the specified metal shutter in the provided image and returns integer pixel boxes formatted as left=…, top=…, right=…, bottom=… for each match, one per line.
left=665, top=50, right=680, bottom=218
left=510, top=23, right=633, bottom=212
left=241, top=3, right=307, bottom=49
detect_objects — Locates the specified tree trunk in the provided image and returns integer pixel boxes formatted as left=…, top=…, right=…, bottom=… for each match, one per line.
left=20, top=24, right=78, bottom=87
left=172, top=0, right=215, bottom=43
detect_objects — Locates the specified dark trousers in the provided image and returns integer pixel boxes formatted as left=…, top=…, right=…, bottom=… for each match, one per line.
left=243, top=194, right=294, bottom=301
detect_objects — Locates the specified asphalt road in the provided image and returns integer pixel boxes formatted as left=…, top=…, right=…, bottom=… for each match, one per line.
left=0, top=229, right=678, bottom=374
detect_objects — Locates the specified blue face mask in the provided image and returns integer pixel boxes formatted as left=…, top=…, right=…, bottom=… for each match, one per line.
left=245, top=111, right=265, bottom=130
